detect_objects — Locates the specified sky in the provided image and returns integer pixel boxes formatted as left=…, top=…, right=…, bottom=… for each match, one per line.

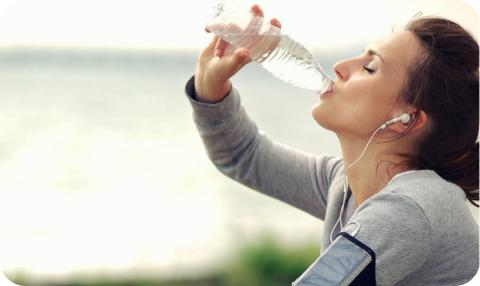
left=0, top=0, right=478, bottom=52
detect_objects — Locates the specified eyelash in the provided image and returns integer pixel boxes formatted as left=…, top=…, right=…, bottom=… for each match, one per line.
left=361, top=51, right=377, bottom=74
left=363, top=65, right=376, bottom=74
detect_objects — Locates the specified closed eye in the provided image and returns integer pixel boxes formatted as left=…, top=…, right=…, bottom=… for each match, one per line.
left=363, top=65, right=376, bottom=74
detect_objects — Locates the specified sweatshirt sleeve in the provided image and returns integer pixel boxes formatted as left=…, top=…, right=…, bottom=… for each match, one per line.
left=185, top=76, right=343, bottom=220
left=342, top=191, right=432, bottom=286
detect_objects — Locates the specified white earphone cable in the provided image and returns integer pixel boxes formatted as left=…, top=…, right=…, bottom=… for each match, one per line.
left=329, top=179, right=349, bottom=243
left=344, top=125, right=384, bottom=175
left=328, top=114, right=410, bottom=243
left=329, top=125, right=383, bottom=243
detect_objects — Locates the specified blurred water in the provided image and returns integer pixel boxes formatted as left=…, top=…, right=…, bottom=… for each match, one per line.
left=0, top=47, right=342, bottom=283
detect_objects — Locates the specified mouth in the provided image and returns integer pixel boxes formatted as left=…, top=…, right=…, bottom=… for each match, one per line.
left=320, top=80, right=334, bottom=97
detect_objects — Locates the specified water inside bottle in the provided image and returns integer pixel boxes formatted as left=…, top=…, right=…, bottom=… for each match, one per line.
left=208, top=0, right=334, bottom=93
left=212, top=28, right=333, bottom=92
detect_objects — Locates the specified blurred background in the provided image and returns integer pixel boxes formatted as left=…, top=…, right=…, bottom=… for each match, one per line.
left=0, top=0, right=478, bottom=285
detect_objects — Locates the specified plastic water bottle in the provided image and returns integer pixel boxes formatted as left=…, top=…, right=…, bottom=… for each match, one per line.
left=207, top=0, right=334, bottom=93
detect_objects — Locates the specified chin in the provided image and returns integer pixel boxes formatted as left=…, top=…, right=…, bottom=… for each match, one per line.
left=311, top=105, right=336, bottom=131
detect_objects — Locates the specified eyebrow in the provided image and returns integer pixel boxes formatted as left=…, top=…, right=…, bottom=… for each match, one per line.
left=364, top=48, right=386, bottom=64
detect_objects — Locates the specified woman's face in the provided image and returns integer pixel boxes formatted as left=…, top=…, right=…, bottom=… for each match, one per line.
left=312, top=31, right=423, bottom=138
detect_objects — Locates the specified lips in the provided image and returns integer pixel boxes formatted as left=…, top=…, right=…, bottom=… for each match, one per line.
left=321, top=80, right=334, bottom=96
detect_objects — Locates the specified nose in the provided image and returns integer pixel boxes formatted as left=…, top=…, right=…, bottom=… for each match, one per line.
left=333, top=59, right=350, bottom=81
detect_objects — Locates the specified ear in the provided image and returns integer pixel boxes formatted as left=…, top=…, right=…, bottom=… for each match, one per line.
left=386, top=110, right=428, bottom=134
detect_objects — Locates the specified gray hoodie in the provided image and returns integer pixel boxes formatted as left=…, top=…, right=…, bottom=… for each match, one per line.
left=185, top=76, right=479, bottom=285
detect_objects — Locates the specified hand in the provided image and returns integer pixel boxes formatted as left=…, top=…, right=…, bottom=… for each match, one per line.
left=194, top=4, right=282, bottom=103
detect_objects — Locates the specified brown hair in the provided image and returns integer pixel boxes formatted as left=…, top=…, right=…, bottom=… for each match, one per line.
left=401, top=16, right=479, bottom=206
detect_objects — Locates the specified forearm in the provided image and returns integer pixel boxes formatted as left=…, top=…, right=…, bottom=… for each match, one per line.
left=185, top=76, right=341, bottom=219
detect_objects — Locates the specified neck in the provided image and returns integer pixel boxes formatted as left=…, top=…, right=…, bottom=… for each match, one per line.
left=338, top=131, right=412, bottom=207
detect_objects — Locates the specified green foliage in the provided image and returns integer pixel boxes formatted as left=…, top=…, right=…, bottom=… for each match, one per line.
left=220, top=234, right=320, bottom=286
left=7, top=233, right=320, bottom=286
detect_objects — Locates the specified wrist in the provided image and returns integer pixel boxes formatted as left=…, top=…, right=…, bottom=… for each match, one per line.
left=195, top=78, right=232, bottom=104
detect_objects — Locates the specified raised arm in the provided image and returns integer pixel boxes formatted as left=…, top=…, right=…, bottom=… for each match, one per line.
left=188, top=4, right=342, bottom=219
left=186, top=76, right=342, bottom=219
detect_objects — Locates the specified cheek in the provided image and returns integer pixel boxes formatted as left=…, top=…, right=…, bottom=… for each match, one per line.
left=345, top=79, right=393, bottom=110
left=311, top=79, right=397, bottom=133
left=350, top=91, right=391, bottom=126
left=310, top=80, right=373, bottom=130
left=344, top=79, right=376, bottom=100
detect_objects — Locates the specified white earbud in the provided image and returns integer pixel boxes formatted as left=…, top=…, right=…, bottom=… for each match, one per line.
left=380, top=113, right=411, bottom=130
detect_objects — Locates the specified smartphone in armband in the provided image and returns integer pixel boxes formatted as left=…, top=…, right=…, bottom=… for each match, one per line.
left=292, top=232, right=376, bottom=286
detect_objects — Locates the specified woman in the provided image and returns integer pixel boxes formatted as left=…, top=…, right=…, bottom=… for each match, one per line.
left=184, top=5, right=479, bottom=285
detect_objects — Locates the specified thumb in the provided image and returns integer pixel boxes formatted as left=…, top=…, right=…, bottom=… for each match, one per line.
left=225, top=48, right=251, bottom=76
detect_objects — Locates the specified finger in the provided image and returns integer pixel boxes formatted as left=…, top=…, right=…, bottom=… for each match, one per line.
left=208, top=35, right=219, bottom=50
left=243, top=5, right=264, bottom=39
left=251, top=4, right=264, bottom=18
left=226, top=48, right=251, bottom=75
left=270, top=18, right=282, bottom=29
left=223, top=44, right=237, bottom=57
left=214, top=38, right=229, bottom=57
left=200, top=35, right=219, bottom=58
